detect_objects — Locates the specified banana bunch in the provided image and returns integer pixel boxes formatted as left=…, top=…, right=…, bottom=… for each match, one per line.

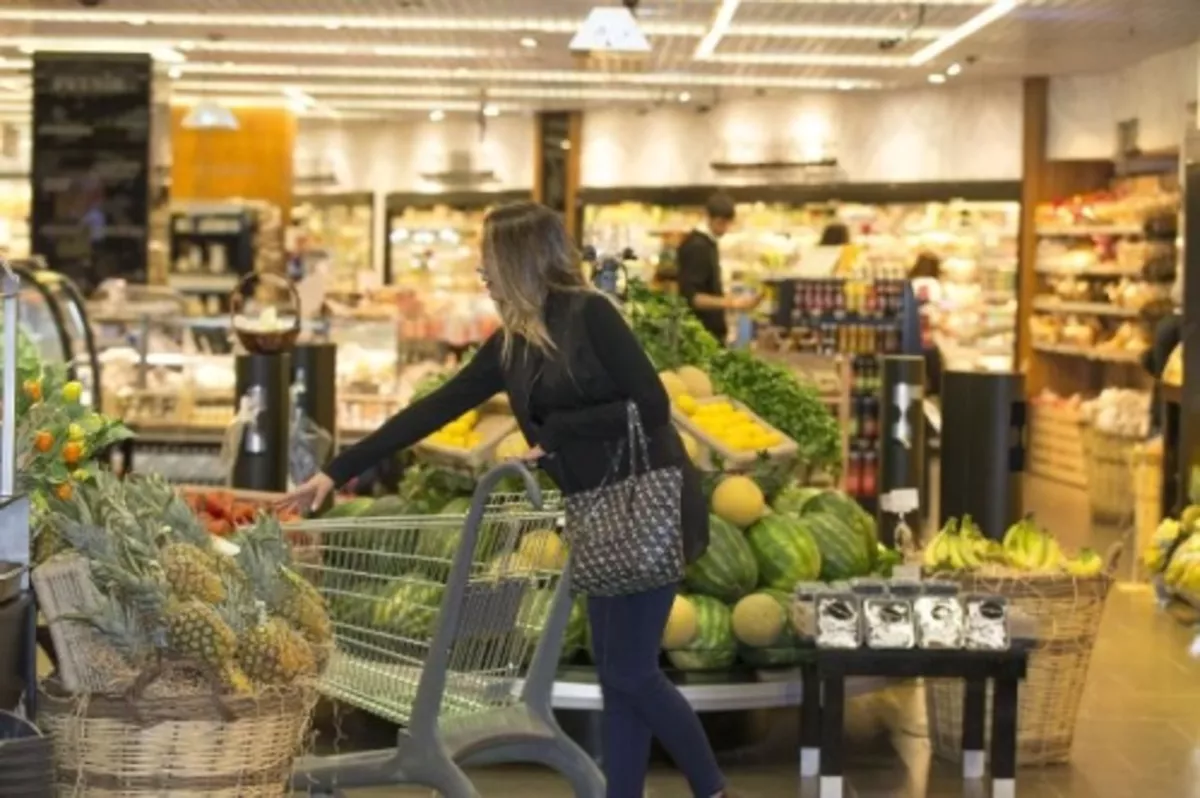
left=1063, top=549, right=1104, bottom=577
left=1142, top=518, right=1185, bottom=574
left=923, top=515, right=995, bottom=572
left=1164, top=535, right=1200, bottom=594
left=1002, top=515, right=1064, bottom=572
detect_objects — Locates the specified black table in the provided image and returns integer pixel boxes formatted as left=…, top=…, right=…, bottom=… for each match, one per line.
left=803, top=643, right=1031, bottom=798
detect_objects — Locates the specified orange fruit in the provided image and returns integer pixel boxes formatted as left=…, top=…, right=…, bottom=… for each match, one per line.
left=33, top=430, right=53, bottom=453
left=55, top=483, right=73, bottom=501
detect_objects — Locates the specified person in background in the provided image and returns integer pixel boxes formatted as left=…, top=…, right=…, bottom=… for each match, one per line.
left=1143, top=269, right=1183, bottom=434
left=279, top=202, right=735, bottom=798
left=676, top=192, right=758, bottom=344
left=908, top=252, right=944, bottom=397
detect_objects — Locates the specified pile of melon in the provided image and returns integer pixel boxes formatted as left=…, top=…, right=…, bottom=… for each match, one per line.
left=660, top=474, right=898, bottom=671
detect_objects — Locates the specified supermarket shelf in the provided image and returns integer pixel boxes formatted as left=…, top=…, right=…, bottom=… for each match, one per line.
left=1031, top=297, right=1142, bottom=318
left=1036, top=261, right=1144, bottom=278
left=1036, top=224, right=1144, bottom=237
left=1032, top=343, right=1146, bottom=364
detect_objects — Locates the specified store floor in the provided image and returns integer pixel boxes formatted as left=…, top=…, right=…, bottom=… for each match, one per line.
left=311, top=476, right=1200, bottom=798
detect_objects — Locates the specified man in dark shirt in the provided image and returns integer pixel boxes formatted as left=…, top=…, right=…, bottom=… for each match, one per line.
left=676, top=193, right=756, bottom=344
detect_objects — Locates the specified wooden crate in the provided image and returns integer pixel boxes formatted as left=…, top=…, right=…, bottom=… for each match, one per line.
left=672, top=396, right=798, bottom=471
left=1027, top=403, right=1086, bottom=489
left=414, top=413, right=517, bottom=470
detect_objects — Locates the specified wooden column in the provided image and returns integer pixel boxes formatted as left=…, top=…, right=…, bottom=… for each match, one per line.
left=169, top=105, right=296, bottom=214
left=532, top=111, right=583, bottom=241
left=1179, top=139, right=1200, bottom=506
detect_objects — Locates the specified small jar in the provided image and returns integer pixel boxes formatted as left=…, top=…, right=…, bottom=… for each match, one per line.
left=791, top=582, right=823, bottom=643
left=864, top=580, right=919, bottom=649
left=964, top=594, right=1009, bottom=651
left=816, top=591, right=861, bottom=649
left=915, top=580, right=965, bottom=650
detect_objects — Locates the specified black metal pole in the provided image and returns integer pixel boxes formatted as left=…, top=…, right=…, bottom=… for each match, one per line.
left=233, top=352, right=291, bottom=492
left=939, top=370, right=1027, bottom=540
left=1179, top=138, right=1200, bottom=508
left=291, top=342, right=338, bottom=445
left=878, top=355, right=926, bottom=547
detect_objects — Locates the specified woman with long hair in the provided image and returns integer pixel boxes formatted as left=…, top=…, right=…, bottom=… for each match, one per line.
left=280, top=202, right=731, bottom=798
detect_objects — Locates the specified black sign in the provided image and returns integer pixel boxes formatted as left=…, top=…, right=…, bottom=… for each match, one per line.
left=31, top=53, right=152, bottom=294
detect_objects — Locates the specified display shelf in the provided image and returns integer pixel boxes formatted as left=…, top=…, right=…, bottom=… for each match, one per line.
left=1030, top=298, right=1142, bottom=318
left=1032, top=343, right=1145, bottom=364
left=1036, top=224, right=1145, bottom=237
left=291, top=192, right=375, bottom=292
left=1035, top=261, right=1144, bottom=278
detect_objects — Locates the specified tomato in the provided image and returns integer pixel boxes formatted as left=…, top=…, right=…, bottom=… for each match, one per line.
left=23, top=379, right=42, bottom=402
left=54, top=482, right=72, bottom=501
left=33, top=430, right=53, bottom=453
left=61, top=381, right=83, bottom=403
left=62, top=441, right=83, bottom=466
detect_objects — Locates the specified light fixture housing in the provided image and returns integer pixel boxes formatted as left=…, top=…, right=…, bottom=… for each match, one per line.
left=909, top=0, right=1018, bottom=66
left=927, top=73, right=947, bottom=84
left=520, top=36, right=538, bottom=49
left=429, top=109, right=445, bottom=121
left=181, top=100, right=239, bottom=130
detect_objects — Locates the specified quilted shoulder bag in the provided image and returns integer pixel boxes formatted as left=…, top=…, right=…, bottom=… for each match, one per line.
left=562, top=401, right=685, bottom=597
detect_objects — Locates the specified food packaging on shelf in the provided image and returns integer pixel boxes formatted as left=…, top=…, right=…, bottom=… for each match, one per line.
left=861, top=580, right=920, bottom=650
left=791, top=582, right=823, bottom=643
left=914, top=580, right=965, bottom=649
left=815, top=591, right=861, bottom=649
left=964, top=594, right=1009, bottom=651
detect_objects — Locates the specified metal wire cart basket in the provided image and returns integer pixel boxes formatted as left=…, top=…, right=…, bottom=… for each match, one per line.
left=287, top=463, right=603, bottom=798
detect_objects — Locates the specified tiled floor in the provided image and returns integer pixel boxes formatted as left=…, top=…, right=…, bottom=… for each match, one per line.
left=301, top=476, right=1200, bottom=797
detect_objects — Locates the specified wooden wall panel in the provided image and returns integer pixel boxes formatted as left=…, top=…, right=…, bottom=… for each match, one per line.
left=169, top=106, right=296, bottom=213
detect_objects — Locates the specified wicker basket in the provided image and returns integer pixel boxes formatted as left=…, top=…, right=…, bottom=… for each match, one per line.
left=925, top=549, right=1119, bottom=766
left=39, top=666, right=316, bottom=797
left=1079, top=424, right=1140, bottom=524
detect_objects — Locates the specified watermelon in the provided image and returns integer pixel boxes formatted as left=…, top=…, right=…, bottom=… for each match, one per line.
left=322, top=496, right=373, bottom=519
left=562, top=597, right=588, bottom=663
left=515, top=589, right=587, bottom=664
left=374, top=577, right=445, bottom=639
left=802, top=490, right=879, bottom=567
left=684, top=514, right=759, bottom=602
left=665, top=595, right=736, bottom=672
left=359, top=495, right=408, bottom=518
left=803, top=511, right=872, bottom=581
left=438, top=497, right=475, bottom=516
left=772, top=485, right=824, bottom=516
left=746, top=514, right=822, bottom=591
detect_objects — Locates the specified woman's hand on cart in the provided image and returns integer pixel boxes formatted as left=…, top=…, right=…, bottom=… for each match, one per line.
left=276, top=472, right=335, bottom=514
left=514, top=445, right=545, bottom=465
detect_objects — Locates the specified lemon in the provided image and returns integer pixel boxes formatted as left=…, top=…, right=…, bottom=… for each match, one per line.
left=446, top=418, right=470, bottom=434
left=462, top=409, right=480, bottom=428
left=465, top=432, right=482, bottom=448
left=675, top=394, right=698, bottom=416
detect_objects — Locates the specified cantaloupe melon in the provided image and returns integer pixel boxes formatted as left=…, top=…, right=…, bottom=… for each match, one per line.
left=712, top=475, right=766, bottom=529
left=661, top=595, right=699, bottom=649
left=659, top=371, right=688, bottom=400
left=680, top=431, right=701, bottom=463
left=517, top=529, right=568, bottom=570
left=731, top=591, right=787, bottom=648
left=676, top=365, right=714, bottom=399
left=486, top=552, right=537, bottom=580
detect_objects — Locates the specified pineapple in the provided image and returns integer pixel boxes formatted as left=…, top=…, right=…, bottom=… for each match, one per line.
left=220, top=664, right=255, bottom=695
left=162, top=542, right=226, bottom=603
left=165, top=599, right=238, bottom=669
left=237, top=518, right=333, bottom=644
left=237, top=616, right=314, bottom=684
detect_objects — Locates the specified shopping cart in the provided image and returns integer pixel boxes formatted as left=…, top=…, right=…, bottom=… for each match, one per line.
left=288, top=462, right=603, bottom=798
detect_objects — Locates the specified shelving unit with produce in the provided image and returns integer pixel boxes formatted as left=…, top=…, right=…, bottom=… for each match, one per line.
left=0, top=175, right=30, bottom=259
left=1025, top=182, right=1177, bottom=508
left=580, top=182, right=1021, bottom=370
left=290, top=191, right=375, bottom=292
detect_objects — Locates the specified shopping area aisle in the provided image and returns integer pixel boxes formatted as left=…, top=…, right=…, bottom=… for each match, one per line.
left=324, top=475, right=1200, bottom=798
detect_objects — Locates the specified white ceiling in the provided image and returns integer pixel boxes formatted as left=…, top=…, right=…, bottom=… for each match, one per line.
left=0, top=0, right=1197, bottom=120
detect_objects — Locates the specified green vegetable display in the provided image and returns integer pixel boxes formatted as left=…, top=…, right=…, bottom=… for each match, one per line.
left=625, top=280, right=722, bottom=371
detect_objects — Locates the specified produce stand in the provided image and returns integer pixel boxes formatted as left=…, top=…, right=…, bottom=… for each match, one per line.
left=813, top=642, right=1032, bottom=798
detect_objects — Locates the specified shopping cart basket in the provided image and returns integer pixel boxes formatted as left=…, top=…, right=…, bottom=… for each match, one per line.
left=288, top=462, right=603, bottom=798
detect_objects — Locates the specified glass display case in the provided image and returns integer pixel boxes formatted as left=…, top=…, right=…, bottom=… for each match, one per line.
left=10, top=259, right=102, bottom=409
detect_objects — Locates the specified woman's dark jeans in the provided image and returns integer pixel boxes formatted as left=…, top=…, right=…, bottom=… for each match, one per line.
left=587, top=583, right=725, bottom=798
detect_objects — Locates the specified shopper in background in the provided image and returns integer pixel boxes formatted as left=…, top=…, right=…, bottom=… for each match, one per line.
left=909, top=252, right=944, bottom=397
left=677, top=192, right=758, bottom=344
left=1143, top=269, right=1184, bottom=434
left=278, top=202, right=734, bottom=798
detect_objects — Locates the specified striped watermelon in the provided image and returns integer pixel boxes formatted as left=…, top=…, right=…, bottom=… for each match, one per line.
left=373, top=577, right=445, bottom=639
left=802, top=490, right=879, bottom=567
left=802, top=511, right=872, bottom=581
left=665, top=595, right=736, bottom=672
left=772, top=485, right=824, bottom=516
left=684, top=515, right=759, bottom=602
left=746, top=514, right=822, bottom=591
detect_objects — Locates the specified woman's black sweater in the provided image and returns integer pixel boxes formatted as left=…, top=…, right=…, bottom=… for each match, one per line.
left=325, top=290, right=710, bottom=563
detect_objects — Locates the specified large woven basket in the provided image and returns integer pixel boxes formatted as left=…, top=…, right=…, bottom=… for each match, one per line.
left=39, top=666, right=316, bottom=797
left=924, top=547, right=1119, bottom=766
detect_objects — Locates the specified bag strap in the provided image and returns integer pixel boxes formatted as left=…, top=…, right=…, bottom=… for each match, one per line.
left=626, top=401, right=652, bottom=476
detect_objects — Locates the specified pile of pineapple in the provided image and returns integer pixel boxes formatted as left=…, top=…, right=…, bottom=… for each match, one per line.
left=40, top=472, right=332, bottom=695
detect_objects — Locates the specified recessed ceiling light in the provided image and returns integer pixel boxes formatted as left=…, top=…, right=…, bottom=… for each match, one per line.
left=520, top=37, right=538, bottom=49
left=429, top=109, right=445, bottom=122
left=324, top=22, right=342, bottom=31
left=128, top=18, right=148, bottom=27
left=482, top=103, right=500, bottom=117
left=168, top=67, right=183, bottom=79
left=946, top=62, right=963, bottom=76
left=222, top=61, right=235, bottom=68
left=927, top=73, right=946, bottom=84
left=17, top=45, right=33, bottom=55
left=179, top=41, right=196, bottom=51
left=836, top=80, right=855, bottom=91
left=678, top=91, right=691, bottom=102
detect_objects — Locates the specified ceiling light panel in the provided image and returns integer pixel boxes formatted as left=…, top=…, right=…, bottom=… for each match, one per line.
left=171, top=80, right=677, bottom=103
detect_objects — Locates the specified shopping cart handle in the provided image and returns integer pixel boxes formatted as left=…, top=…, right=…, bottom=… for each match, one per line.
left=477, top=461, right=543, bottom=511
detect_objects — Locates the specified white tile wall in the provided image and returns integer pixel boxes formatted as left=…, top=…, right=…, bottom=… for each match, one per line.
left=1048, top=41, right=1200, bottom=159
